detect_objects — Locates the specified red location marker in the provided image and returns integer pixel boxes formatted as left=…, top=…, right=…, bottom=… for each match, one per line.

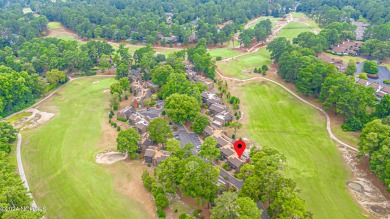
left=234, top=140, right=246, bottom=158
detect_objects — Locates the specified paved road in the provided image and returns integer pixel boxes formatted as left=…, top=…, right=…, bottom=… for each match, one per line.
left=355, top=62, right=390, bottom=86
left=6, top=75, right=116, bottom=209
left=216, top=70, right=359, bottom=153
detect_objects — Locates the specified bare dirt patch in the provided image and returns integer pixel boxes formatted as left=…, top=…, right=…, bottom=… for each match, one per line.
left=13, top=108, right=55, bottom=130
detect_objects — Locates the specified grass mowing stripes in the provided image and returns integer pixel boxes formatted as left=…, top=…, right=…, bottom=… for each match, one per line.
left=22, top=78, right=154, bottom=219
left=238, top=82, right=366, bottom=219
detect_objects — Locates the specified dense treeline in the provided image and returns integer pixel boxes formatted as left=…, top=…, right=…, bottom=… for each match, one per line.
left=0, top=66, right=46, bottom=117
left=0, top=4, right=48, bottom=48
left=33, top=0, right=293, bottom=43
left=298, top=0, right=390, bottom=25
left=358, top=116, right=390, bottom=191
left=0, top=120, right=45, bottom=218
left=0, top=38, right=114, bottom=74
left=298, top=0, right=390, bottom=42
left=187, top=38, right=216, bottom=79
left=238, top=147, right=312, bottom=218
left=239, top=19, right=273, bottom=47
left=267, top=37, right=390, bottom=131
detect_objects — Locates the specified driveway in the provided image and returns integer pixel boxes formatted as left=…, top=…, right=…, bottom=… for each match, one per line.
left=355, top=62, right=390, bottom=86
left=177, top=125, right=202, bottom=149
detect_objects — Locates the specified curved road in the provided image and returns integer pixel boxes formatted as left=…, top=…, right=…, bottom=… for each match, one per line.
left=216, top=70, right=359, bottom=152
left=9, top=75, right=116, bottom=209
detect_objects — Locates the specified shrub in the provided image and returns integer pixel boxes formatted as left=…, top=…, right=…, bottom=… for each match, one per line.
left=262, top=70, right=266, bottom=76
left=222, top=162, right=231, bottom=171
left=147, top=163, right=151, bottom=167
left=193, top=209, right=202, bottom=217
left=117, top=126, right=121, bottom=131
left=383, top=80, right=390, bottom=85
left=162, top=110, right=166, bottom=116
left=179, top=213, right=189, bottom=219
left=117, top=117, right=127, bottom=122
left=113, top=105, right=118, bottom=110
left=232, top=134, right=236, bottom=139
left=157, top=208, right=166, bottom=218
left=174, top=209, right=178, bottom=213
left=216, top=56, right=222, bottom=61
left=358, top=73, right=368, bottom=80
left=125, top=95, right=128, bottom=100
left=113, top=123, right=117, bottom=128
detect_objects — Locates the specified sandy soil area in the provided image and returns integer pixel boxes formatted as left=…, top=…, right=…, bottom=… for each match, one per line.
left=14, top=108, right=55, bottom=130
left=95, top=151, right=128, bottom=164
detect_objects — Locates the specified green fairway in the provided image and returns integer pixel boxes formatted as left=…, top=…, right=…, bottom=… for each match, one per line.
left=238, top=82, right=365, bottom=219
left=277, top=22, right=316, bottom=41
left=22, top=7, right=32, bottom=14
left=22, top=78, right=154, bottom=219
left=47, top=22, right=62, bottom=29
left=217, top=47, right=271, bottom=79
left=208, top=48, right=240, bottom=59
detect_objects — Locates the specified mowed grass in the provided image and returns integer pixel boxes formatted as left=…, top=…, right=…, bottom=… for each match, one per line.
left=208, top=48, right=240, bottom=59
left=47, top=22, right=62, bottom=29
left=238, top=82, right=365, bottom=219
left=22, top=78, right=154, bottom=219
left=22, top=7, right=32, bottom=14
left=277, top=22, right=316, bottom=41
left=247, top=17, right=279, bottom=29
left=217, top=47, right=271, bottom=79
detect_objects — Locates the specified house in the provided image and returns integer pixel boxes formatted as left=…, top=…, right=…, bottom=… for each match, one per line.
left=152, top=151, right=170, bottom=166
left=331, top=40, right=362, bottom=56
left=350, top=19, right=369, bottom=41
left=381, top=86, right=390, bottom=94
left=163, top=36, right=178, bottom=43
left=356, top=78, right=370, bottom=86
left=204, top=126, right=214, bottom=137
left=188, top=33, right=197, bottom=43
left=131, top=83, right=152, bottom=108
left=214, top=111, right=233, bottom=125
left=209, top=103, right=227, bottom=116
left=227, top=157, right=245, bottom=172
left=216, top=137, right=229, bottom=148
left=369, top=82, right=380, bottom=91
left=139, top=137, right=152, bottom=153
left=220, top=146, right=235, bottom=160
left=376, top=91, right=387, bottom=99
left=193, top=75, right=214, bottom=89
left=135, top=120, right=149, bottom=134
left=117, top=106, right=136, bottom=119
left=144, top=149, right=155, bottom=163
left=202, top=91, right=222, bottom=106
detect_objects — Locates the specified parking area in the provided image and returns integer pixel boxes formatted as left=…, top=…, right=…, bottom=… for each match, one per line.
left=355, top=62, right=390, bottom=86
left=176, top=125, right=202, bottom=152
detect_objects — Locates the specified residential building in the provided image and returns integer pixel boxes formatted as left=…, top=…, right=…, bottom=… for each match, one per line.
left=144, top=149, right=155, bottom=163
left=209, top=103, right=227, bottom=116
left=152, top=150, right=170, bottom=166
left=117, top=106, right=136, bottom=119
left=201, top=91, right=222, bottom=106
left=216, top=136, right=229, bottom=148
left=220, top=146, right=235, bottom=160
left=331, top=40, right=362, bottom=56
left=204, top=126, right=214, bottom=137
left=227, top=157, right=245, bottom=172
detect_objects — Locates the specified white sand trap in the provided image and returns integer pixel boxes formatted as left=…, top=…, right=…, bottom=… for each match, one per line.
left=96, top=151, right=128, bottom=164
left=92, top=81, right=100, bottom=84
left=103, top=89, right=110, bottom=93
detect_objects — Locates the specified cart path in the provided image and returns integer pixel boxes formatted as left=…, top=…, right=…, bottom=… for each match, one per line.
left=9, top=75, right=116, bottom=209
left=216, top=70, right=359, bottom=152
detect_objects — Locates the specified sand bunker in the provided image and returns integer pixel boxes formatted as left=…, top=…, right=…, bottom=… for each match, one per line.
left=96, top=151, right=128, bottom=164
left=14, top=108, right=55, bottom=130
left=103, top=89, right=110, bottom=93
left=92, top=81, right=100, bottom=84
left=339, top=146, right=390, bottom=217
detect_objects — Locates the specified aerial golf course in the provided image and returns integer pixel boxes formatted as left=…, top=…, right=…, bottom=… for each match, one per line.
left=21, top=78, right=155, bottom=219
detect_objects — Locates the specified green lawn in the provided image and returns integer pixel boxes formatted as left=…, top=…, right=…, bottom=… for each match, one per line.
left=22, top=7, right=32, bottom=14
left=238, top=82, right=366, bottom=219
left=290, top=12, right=305, bottom=18
left=208, top=48, right=240, bottom=59
left=217, top=47, right=271, bottom=79
left=277, top=22, right=315, bottom=41
left=22, top=78, right=154, bottom=219
left=47, top=22, right=62, bottom=29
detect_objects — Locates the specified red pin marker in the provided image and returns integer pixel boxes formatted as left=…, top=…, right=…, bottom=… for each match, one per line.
left=234, top=140, right=246, bottom=158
